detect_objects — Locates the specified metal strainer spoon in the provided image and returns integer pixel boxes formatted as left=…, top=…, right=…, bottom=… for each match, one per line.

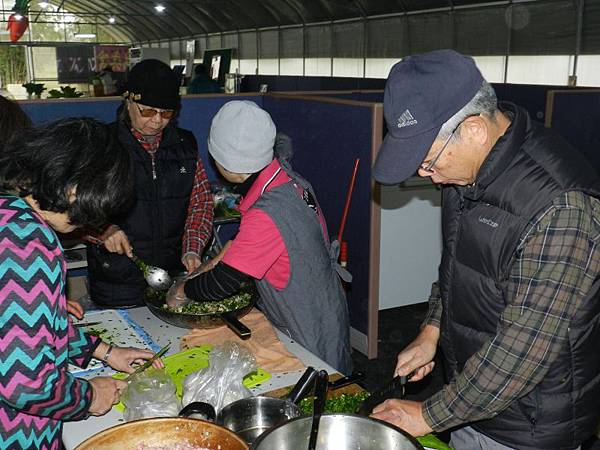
left=85, top=235, right=173, bottom=291
left=130, top=254, right=173, bottom=291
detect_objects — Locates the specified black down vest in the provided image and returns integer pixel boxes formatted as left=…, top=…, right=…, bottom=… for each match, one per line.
left=439, top=103, right=600, bottom=450
left=87, top=121, right=198, bottom=307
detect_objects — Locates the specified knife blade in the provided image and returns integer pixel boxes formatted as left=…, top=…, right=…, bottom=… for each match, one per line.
left=125, top=343, right=170, bottom=380
left=73, top=321, right=103, bottom=328
left=357, top=375, right=405, bottom=416
left=328, top=371, right=365, bottom=390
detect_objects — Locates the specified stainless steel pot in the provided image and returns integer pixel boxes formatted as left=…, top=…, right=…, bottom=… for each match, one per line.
left=251, top=413, right=424, bottom=450
left=217, top=367, right=318, bottom=444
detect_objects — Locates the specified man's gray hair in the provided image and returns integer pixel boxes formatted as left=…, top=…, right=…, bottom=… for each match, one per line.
left=436, top=81, right=498, bottom=141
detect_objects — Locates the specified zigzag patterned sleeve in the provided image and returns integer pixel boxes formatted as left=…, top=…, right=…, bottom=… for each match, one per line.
left=0, top=216, right=92, bottom=421
left=67, top=323, right=100, bottom=368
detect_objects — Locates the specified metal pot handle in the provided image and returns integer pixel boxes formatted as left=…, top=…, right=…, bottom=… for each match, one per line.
left=308, top=370, right=329, bottom=450
left=287, top=366, right=318, bottom=404
left=179, top=401, right=216, bottom=422
left=221, top=311, right=251, bottom=339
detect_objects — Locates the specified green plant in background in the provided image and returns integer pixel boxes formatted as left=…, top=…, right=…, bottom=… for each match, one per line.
left=0, top=46, right=26, bottom=88
left=47, top=85, right=84, bottom=98
left=22, top=82, right=46, bottom=98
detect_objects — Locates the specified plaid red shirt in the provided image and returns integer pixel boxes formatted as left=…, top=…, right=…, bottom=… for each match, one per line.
left=131, top=128, right=214, bottom=259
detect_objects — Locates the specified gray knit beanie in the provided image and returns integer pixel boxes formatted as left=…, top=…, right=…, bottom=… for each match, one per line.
left=208, top=100, right=276, bottom=173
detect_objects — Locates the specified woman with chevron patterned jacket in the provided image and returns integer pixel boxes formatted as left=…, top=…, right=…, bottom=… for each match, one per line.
left=0, top=118, right=163, bottom=450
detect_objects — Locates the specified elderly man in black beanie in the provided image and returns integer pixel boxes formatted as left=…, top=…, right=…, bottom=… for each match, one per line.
left=87, top=59, right=214, bottom=308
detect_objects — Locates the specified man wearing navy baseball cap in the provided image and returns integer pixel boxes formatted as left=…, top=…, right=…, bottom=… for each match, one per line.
left=372, top=49, right=600, bottom=450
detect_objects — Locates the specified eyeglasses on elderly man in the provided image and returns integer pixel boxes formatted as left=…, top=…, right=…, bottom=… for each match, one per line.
left=421, top=113, right=480, bottom=173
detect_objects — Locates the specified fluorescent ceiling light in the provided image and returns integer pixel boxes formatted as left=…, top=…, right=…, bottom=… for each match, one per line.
left=154, top=4, right=166, bottom=12
left=39, top=1, right=49, bottom=8
left=108, top=16, right=116, bottom=24
left=74, top=32, right=96, bottom=38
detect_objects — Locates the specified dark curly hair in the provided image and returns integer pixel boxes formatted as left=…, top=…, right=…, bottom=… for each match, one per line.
left=0, top=117, right=134, bottom=229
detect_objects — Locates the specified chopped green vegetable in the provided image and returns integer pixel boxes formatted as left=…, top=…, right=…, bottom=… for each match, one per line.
left=134, top=258, right=150, bottom=277
left=86, top=327, right=108, bottom=338
left=162, top=292, right=252, bottom=315
left=299, top=391, right=371, bottom=415
left=146, top=288, right=167, bottom=303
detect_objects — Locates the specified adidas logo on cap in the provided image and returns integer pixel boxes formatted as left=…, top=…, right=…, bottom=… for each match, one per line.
left=397, top=109, right=418, bottom=128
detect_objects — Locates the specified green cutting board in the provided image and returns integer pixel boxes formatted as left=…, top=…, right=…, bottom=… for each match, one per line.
left=113, top=344, right=271, bottom=412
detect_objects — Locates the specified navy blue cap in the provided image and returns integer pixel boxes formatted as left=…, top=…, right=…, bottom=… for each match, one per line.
left=373, top=49, right=484, bottom=185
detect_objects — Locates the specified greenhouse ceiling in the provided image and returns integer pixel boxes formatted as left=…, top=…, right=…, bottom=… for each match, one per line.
left=6, top=0, right=552, bottom=43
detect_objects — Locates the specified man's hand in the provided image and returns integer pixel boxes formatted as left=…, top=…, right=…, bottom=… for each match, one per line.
left=371, top=399, right=432, bottom=437
left=395, top=324, right=440, bottom=381
left=87, top=376, right=127, bottom=416
left=183, top=253, right=202, bottom=273
left=101, top=225, right=133, bottom=257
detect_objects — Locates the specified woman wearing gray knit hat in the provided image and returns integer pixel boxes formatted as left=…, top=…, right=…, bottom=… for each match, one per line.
left=87, top=59, right=214, bottom=308
left=169, top=100, right=353, bottom=374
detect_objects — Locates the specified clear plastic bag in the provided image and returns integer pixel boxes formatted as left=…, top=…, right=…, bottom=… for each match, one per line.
left=122, top=367, right=181, bottom=421
left=182, top=342, right=257, bottom=412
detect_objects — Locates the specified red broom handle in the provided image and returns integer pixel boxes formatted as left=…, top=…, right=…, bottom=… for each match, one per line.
left=337, top=158, right=360, bottom=243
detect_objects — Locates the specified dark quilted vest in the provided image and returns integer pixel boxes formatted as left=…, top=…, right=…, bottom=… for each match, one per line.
left=439, top=104, right=600, bottom=450
left=87, top=121, right=197, bottom=307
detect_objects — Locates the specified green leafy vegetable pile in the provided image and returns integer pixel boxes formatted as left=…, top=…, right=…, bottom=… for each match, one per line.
left=298, top=391, right=371, bottom=415
left=162, top=292, right=252, bottom=315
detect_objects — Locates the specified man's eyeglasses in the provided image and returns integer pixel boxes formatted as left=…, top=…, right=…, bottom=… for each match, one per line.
left=421, top=114, right=480, bottom=173
left=135, top=102, right=175, bottom=120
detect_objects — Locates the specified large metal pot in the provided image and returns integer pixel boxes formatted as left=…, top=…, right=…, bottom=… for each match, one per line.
left=75, top=417, right=248, bottom=450
left=251, top=413, right=424, bottom=450
left=144, top=283, right=255, bottom=339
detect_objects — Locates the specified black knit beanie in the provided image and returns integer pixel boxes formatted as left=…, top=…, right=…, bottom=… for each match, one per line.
left=123, top=59, right=180, bottom=110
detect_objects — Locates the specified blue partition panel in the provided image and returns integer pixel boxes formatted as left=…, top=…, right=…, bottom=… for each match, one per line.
left=20, top=95, right=264, bottom=180
left=21, top=99, right=121, bottom=124
left=263, top=95, right=374, bottom=334
left=548, top=91, right=600, bottom=173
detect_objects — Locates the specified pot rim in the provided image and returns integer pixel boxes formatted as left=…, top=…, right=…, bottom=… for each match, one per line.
left=251, top=413, right=424, bottom=450
left=217, top=395, right=303, bottom=423
left=75, top=416, right=248, bottom=450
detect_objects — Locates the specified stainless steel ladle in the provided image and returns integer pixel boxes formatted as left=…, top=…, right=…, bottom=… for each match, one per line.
left=85, top=235, right=173, bottom=291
